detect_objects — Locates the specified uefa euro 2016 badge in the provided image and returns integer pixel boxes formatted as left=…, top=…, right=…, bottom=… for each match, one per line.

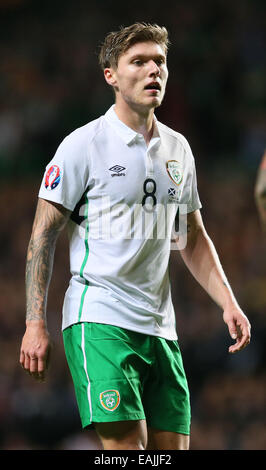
left=166, top=160, right=183, bottom=186
left=99, top=390, right=120, bottom=412
left=44, top=165, right=61, bottom=190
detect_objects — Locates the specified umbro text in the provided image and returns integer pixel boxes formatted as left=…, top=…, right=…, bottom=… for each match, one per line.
left=111, top=172, right=126, bottom=177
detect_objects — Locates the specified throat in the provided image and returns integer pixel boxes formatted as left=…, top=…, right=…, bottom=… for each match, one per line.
left=114, top=103, right=155, bottom=144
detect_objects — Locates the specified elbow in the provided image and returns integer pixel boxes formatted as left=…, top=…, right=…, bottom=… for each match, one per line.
left=180, top=225, right=206, bottom=262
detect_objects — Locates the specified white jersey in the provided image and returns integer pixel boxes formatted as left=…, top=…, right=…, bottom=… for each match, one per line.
left=38, top=105, right=202, bottom=340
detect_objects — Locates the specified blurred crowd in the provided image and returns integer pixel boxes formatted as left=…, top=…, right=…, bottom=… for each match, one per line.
left=0, top=0, right=266, bottom=450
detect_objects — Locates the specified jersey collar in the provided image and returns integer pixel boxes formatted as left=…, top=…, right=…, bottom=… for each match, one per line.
left=104, top=105, right=160, bottom=146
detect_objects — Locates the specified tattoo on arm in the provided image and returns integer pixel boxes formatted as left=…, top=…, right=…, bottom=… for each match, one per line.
left=25, top=200, right=69, bottom=323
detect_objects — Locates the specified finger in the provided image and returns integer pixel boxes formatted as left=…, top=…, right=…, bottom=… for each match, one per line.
left=37, top=357, right=46, bottom=374
left=32, top=370, right=45, bottom=382
left=39, top=345, right=51, bottom=374
left=28, top=365, right=45, bottom=382
left=237, top=322, right=251, bottom=347
left=228, top=315, right=251, bottom=352
left=24, top=354, right=31, bottom=371
left=28, top=373, right=44, bottom=383
left=35, top=358, right=46, bottom=382
left=28, top=353, right=47, bottom=381
left=20, top=350, right=25, bottom=368
left=37, top=353, right=49, bottom=381
left=229, top=329, right=250, bottom=353
left=229, top=341, right=243, bottom=354
left=30, top=357, right=39, bottom=373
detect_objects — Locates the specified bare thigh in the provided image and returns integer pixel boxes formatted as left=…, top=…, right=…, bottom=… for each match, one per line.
left=94, top=419, right=147, bottom=450
left=147, top=427, right=190, bottom=450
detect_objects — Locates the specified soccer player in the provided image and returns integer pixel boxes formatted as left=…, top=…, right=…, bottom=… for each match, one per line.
left=20, top=23, right=251, bottom=450
left=255, top=150, right=266, bottom=232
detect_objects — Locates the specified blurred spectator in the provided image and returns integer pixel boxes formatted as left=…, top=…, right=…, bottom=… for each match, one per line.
left=255, top=150, right=266, bottom=232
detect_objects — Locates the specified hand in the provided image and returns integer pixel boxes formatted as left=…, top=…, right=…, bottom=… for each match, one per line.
left=223, top=306, right=251, bottom=354
left=20, top=321, right=51, bottom=382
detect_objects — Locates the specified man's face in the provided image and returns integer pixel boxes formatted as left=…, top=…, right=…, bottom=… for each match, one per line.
left=105, top=41, right=169, bottom=112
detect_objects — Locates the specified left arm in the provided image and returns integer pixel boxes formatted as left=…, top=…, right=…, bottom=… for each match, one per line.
left=178, top=209, right=251, bottom=353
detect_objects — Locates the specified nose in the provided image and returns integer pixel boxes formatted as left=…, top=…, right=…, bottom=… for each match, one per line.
left=148, top=60, right=160, bottom=76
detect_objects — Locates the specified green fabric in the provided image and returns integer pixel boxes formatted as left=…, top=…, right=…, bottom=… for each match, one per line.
left=63, top=322, right=191, bottom=434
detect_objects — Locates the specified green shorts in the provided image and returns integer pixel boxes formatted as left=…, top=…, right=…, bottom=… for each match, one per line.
left=63, top=322, right=191, bottom=435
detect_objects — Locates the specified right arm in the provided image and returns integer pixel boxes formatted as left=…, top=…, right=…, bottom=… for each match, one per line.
left=20, top=198, right=71, bottom=381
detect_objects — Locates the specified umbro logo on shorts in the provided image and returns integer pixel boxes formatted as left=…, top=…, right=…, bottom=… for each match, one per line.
left=99, top=389, right=120, bottom=411
left=109, top=165, right=126, bottom=177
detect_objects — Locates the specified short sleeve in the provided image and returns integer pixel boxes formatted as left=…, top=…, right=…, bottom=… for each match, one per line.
left=38, top=130, right=90, bottom=211
left=186, top=156, right=202, bottom=213
left=178, top=136, right=202, bottom=215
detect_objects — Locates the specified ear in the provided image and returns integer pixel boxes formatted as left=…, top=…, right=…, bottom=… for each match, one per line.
left=104, top=68, right=117, bottom=87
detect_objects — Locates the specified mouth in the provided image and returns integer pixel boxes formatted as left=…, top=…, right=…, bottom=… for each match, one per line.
left=144, top=82, right=161, bottom=92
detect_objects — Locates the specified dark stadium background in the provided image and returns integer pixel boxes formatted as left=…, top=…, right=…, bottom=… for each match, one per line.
left=0, top=0, right=265, bottom=450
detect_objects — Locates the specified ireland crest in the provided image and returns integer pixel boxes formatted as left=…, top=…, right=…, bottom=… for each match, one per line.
left=166, top=160, right=183, bottom=186
left=100, top=390, right=120, bottom=412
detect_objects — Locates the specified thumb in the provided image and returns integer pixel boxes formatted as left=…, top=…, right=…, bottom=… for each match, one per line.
left=227, top=321, right=238, bottom=340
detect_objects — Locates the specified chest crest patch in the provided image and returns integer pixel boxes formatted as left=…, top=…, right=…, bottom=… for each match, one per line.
left=166, top=160, right=183, bottom=186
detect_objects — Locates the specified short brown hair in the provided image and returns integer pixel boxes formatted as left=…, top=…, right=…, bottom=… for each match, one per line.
left=98, top=22, right=170, bottom=70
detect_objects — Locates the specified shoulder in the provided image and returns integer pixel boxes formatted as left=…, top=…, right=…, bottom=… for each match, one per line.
left=157, top=121, right=193, bottom=157
left=52, top=116, right=107, bottom=168
left=61, top=115, right=105, bottom=149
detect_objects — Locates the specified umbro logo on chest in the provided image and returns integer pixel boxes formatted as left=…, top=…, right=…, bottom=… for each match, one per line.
left=109, top=165, right=126, bottom=177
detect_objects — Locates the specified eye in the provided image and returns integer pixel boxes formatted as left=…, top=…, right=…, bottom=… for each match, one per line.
left=132, top=59, right=143, bottom=66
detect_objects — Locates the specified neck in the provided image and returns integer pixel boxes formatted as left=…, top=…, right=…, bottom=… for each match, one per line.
left=114, top=100, right=155, bottom=145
